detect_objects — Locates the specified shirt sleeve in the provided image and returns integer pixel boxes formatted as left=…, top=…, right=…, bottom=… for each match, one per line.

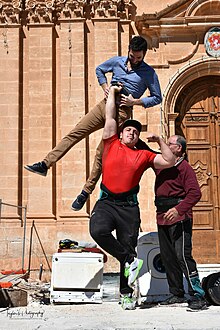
left=103, top=134, right=118, bottom=155
left=141, top=71, right=162, bottom=108
left=150, top=152, right=157, bottom=165
left=96, top=57, right=117, bottom=85
left=145, top=150, right=157, bottom=168
left=175, top=163, right=202, bottom=216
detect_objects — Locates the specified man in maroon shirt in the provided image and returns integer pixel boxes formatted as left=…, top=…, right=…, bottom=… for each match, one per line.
left=154, top=135, right=207, bottom=310
left=89, top=84, right=175, bottom=310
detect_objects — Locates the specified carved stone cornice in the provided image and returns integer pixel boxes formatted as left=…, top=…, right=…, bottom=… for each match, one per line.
left=55, top=0, right=133, bottom=20
left=135, top=0, right=220, bottom=34
left=0, top=0, right=133, bottom=24
left=55, top=0, right=86, bottom=19
left=25, top=0, right=54, bottom=23
left=0, top=0, right=21, bottom=24
left=168, top=113, right=179, bottom=121
left=90, top=0, right=132, bottom=19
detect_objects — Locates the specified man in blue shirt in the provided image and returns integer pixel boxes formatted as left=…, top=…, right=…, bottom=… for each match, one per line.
left=24, top=36, right=162, bottom=210
left=96, top=51, right=161, bottom=109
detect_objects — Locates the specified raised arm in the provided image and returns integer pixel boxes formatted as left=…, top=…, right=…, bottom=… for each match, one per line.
left=147, top=134, right=175, bottom=169
left=102, top=85, right=121, bottom=140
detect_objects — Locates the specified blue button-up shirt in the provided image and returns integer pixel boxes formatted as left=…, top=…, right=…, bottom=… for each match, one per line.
left=96, top=56, right=162, bottom=108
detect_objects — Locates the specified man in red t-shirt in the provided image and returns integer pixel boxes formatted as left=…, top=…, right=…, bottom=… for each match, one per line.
left=89, top=84, right=175, bottom=310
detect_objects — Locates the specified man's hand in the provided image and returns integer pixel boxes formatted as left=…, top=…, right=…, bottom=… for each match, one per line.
left=105, top=82, right=123, bottom=99
left=146, top=133, right=160, bottom=143
left=110, top=83, right=123, bottom=93
left=163, top=207, right=179, bottom=222
left=104, top=87, right=110, bottom=99
left=101, top=83, right=109, bottom=99
left=150, top=133, right=176, bottom=169
left=120, top=94, right=134, bottom=107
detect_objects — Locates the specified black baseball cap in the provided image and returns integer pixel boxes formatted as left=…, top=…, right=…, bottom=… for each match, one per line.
left=122, top=119, right=142, bottom=133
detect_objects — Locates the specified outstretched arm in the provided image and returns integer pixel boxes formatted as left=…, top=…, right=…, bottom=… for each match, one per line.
left=102, top=85, right=121, bottom=140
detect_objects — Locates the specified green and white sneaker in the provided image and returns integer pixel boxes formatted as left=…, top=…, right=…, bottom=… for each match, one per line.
left=124, top=258, right=143, bottom=287
left=121, top=294, right=136, bottom=310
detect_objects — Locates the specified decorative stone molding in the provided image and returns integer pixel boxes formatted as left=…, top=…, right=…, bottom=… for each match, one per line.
left=103, top=0, right=132, bottom=19
left=163, top=57, right=220, bottom=115
left=135, top=0, right=220, bottom=34
left=25, top=0, right=54, bottom=23
left=55, top=0, right=133, bottom=20
left=0, top=0, right=21, bottom=24
left=91, top=0, right=132, bottom=19
left=0, top=0, right=133, bottom=23
left=55, top=0, right=86, bottom=19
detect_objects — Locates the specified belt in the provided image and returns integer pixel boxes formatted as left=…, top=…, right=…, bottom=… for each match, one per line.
left=99, top=184, right=139, bottom=206
left=155, top=196, right=183, bottom=213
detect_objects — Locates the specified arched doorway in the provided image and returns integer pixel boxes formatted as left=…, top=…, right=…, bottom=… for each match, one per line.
left=163, top=59, right=220, bottom=263
left=175, top=76, right=220, bottom=263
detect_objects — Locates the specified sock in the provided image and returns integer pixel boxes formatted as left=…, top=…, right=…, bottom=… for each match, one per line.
left=81, top=190, right=89, bottom=197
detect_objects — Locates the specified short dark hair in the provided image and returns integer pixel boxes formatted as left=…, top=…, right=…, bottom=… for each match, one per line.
left=176, top=135, right=186, bottom=153
left=129, top=36, right=148, bottom=53
left=122, top=119, right=142, bottom=133
left=176, top=135, right=188, bottom=161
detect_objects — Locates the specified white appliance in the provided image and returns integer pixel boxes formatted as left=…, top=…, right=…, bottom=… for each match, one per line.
left=137, top=232, right=169, bottom=302
left=137, top=232, right=220, bottom=302
left=50, top=252, right=104, bottom=304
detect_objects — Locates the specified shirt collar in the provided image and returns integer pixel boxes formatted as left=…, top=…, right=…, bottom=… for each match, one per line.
left=175, top=156, right=184, bottom=167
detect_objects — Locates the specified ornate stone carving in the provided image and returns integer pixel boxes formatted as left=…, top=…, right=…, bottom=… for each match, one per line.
left=25, top=0, right=55, bottom=23
left=0, top=0, right=21, bottom=24
left=0, top=0, right=133, bottom=23
left=55, top=0, right=132, bottom=20
left=55, top=0, right=86, bottom=19
left=91, top=0, right=132, bottom=19
left=186, top=116, right=208, bottom=122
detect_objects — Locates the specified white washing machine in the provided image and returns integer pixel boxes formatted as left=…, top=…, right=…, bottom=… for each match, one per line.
left=137, top=232, right=220, bottom=303
left=137, top=232, right=170, bottom=302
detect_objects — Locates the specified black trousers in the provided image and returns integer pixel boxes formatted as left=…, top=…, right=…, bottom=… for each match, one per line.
left=90, top=199, right=141, bottom=294
left=158, top=218, right=200, bottom=297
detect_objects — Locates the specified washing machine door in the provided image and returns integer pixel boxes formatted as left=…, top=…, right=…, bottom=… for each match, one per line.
left=148, top=247, right=166, bottom=279
left=138, top=246, right=170, bottom=297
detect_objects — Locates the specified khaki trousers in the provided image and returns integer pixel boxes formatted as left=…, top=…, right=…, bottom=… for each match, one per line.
left=43, top=99, right=132, bottom=194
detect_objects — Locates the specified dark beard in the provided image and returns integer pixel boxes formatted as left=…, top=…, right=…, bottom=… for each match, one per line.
left=127, top=55, right=143, bottom=69
left=130, top=61, right=142, bottom=69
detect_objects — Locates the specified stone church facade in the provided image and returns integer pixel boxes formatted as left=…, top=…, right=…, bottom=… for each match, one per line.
left=0, top=0, right=220, bottom=276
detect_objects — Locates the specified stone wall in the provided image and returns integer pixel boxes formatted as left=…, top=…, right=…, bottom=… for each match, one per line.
left=1, top=0, right=219, bottom=273
left=0, top=0, right=162, bottom=275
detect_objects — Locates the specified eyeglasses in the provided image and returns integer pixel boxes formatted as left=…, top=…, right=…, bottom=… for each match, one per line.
left=167, top=142, right=180, bottom=146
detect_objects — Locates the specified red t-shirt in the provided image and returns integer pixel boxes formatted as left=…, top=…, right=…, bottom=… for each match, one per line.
left=102, top=134, right=156, bottom=194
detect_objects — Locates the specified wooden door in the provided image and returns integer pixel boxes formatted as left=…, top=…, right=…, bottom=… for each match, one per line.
left=176, top=77, right=220, bottom=263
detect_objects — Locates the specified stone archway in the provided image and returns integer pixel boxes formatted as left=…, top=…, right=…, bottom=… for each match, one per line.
left=163, top=59, right=220, bottom=263
left=163, top=57, right=220, bottom=136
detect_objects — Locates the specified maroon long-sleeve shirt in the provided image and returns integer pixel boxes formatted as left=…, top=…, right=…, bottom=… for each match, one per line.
left=154, top=159, right=201, bottom=225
